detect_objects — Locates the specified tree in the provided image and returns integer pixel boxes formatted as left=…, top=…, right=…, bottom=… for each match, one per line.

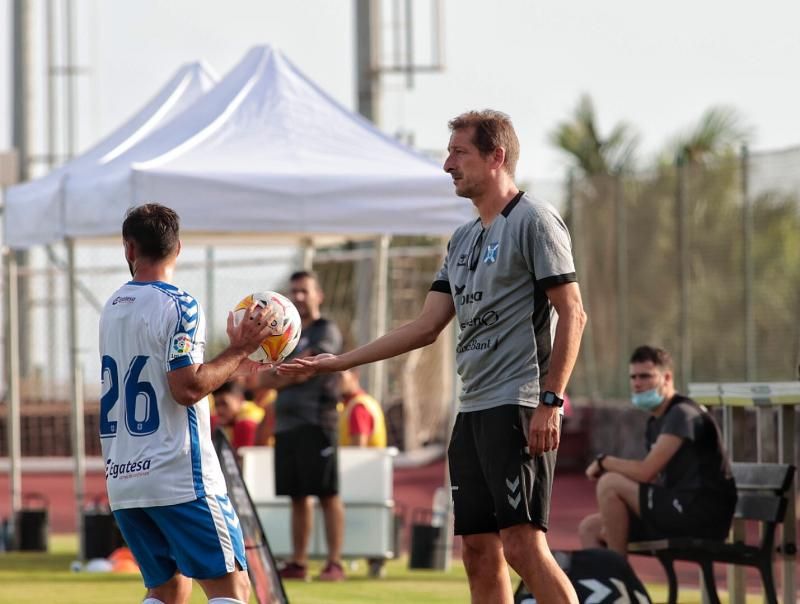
left=665, top=105, right=749, bottom=165
left=549, top=94, right=639, bottom=176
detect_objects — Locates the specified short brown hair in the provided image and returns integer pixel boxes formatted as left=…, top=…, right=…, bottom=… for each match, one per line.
left=630, top=345, right=673, bottom=370
left=122, top=203, right=180, bottom=261
left=290, top=270, right=319, bottom=283
left=448, top=110, right=520, bottom=177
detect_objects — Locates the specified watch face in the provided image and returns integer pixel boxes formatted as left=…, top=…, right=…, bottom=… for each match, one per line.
left=541, top=391, right=562, bottom=407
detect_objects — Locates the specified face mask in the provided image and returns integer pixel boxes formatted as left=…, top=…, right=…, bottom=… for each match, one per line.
left=631, top=388, right=664, bottom=411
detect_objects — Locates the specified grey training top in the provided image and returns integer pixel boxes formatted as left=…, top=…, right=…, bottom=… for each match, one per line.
left=431, top=192, right=577, bottom=411
left=275, top=317, right=343, bottom=433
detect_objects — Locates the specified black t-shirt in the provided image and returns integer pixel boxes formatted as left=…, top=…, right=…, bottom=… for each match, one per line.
left=645, top=395, right=735, bottom=495
left=275, top=317, right=343, bottom=434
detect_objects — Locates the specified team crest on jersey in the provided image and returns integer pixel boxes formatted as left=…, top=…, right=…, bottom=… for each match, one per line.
left=484, top=242, right=500, bottom=264
left=170, top=332, right=193, bottom=359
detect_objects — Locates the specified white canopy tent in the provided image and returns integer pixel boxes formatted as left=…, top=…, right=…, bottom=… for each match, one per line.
left=53, top=45, right=465, bottom=241
left=5, top=62, right=217, bottom=248
left=4, top=45, right=470, bottom=559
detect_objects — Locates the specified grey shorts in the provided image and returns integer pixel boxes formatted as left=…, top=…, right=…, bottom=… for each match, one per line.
left=448, top=405, right=557, bottom=535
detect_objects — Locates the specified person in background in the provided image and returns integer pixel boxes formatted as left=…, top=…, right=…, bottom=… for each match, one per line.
left=241, top=372, right=277, bottom=446
left=259, top=271, right=346, bottom=582
left=210, top=380, right=264, bottom=452
left=578, top=345, right=736, bottom=557
left=338, top=368, right=387, bottom=448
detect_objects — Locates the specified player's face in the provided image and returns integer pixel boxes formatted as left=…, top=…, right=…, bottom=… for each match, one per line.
left=443, top=127, right=493, bottom=199
left=290, top=277, right=323, bottom=320
left=629, top=361, right=665, bottom=394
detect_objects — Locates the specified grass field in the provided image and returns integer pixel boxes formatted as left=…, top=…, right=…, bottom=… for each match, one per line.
left=0, top=534, right=760, bottom=603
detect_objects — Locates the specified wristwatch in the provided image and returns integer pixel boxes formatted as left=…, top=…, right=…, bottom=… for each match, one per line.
left=595, top=453, right=607, bottom=472
left=540, top=390, right=564, bottom=408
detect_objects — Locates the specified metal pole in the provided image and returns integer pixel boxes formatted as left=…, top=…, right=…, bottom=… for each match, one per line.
left=66, top=238, right=85, bottom=561
left=367, top=235, right=389, bottom=403
left=12, top=0, right=32, bottom=379
left=723, top=404, right=746, bottom=604
left=64, top=0, right=76, bottom=159
left=676, top=154, right=691, bottom=391
left=355, top=0, right=381, bottom=124
left=614, top=174, right=629, bottom=397
left=45, top=0, right=59, bottom=400
left=568, top=171, right=599, bottom=399
left=741, top=145, right=755, bottom=380
left=778, top=405, right=796, bottom=604
left=404, top=0, right=414, bottom=89
left=12, top=0, right=30, bottom=183
left=5, top=249, right=22, bottom=517
left=300, top=237, right=315, bottom=271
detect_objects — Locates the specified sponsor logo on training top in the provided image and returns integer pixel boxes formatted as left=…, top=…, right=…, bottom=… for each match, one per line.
left=460, top=310, right=500, bottom=330
left=106, top=457, right=152, bottom=480
left=456, top=338, right=497, bottom=353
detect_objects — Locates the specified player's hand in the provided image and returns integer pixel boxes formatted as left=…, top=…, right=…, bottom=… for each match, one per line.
left=528, top=404, right=561, bottom=455
left=226, top=303, right=280, bottom=354
left=231, top=358, right=274, bottom=378
left=277, top=353, right=340, bottom=377
left=586, top=460, right=602, bottom=480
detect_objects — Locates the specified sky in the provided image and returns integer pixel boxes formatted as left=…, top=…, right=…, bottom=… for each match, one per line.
left=1, top=0, right=799, bottom=188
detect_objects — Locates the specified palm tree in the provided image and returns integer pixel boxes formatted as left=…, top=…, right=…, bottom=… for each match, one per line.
left=667, top=105, right=750, bottom=164
left=549, top=94, right=639, bottom=176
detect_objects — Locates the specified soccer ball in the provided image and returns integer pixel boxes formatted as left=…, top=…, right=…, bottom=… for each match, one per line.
left=232, top=291, right=302, bottom=363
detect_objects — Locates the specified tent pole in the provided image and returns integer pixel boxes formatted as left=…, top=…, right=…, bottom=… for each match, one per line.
left=301, top=237, right=314, bottom=271
left=5, top=247, right=22, bottom=523
left=367, top=235, right=389, bottom=402
left=66, top=238, right=85, bottom=560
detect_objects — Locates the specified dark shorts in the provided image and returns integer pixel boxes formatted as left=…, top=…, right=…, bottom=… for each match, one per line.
left=274, top=424, right=339, bottom=497
left=631, top=483, right=736, bottom=541
left=448, top=405, right=558, bottom=535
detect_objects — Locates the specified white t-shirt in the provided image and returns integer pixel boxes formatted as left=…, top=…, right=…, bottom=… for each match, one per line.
left=99, top=280, right=226, bottom=510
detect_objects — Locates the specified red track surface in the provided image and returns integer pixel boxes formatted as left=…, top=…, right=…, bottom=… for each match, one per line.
left=0, top=459, right=791, bottom=595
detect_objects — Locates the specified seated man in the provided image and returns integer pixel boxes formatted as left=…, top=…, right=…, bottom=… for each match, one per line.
left=578, top=345, right=736, bottom=557
left=210, top=380, right=265, bottom=452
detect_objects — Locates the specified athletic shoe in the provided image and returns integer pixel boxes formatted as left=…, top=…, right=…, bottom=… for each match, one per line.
left=279, top=561, right=308, bottom=580
left=317, top=560, right=346, bottom=581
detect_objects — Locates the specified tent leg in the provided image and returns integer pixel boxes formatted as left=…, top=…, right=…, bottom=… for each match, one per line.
left=66, top=239, right=85, bottom=560
left=5, top=249, right=22, bottom=527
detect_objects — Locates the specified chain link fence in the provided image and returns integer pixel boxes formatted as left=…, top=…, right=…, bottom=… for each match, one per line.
left=569, top=145, right=800, bottom=401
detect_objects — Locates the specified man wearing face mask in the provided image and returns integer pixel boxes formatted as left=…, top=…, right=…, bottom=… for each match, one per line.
left=577, top=345, right=736, bottom=557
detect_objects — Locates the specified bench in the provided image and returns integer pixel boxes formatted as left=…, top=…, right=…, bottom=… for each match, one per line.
left=629, top=462, right=795, bottom=604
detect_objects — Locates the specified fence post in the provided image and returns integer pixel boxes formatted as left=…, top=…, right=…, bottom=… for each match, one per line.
left=568, top=171, right=600, bottom=399
left=741, top=145, right=755, bottom=381
left=675, top=153, right=691, bottom=391
left=615, top=173, right=629, bottom=397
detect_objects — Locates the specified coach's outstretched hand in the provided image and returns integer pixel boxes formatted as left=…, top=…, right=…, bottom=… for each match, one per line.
left=277, top=353, right=342, bottom=378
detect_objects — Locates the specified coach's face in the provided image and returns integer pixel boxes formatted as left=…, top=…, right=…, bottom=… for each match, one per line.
left=443, top=127, right=494, bottom=200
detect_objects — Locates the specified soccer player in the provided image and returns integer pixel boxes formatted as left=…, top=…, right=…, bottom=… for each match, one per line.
left=100, top=203, right=277, bottom=604
left=279, top=110, right=586, bottom=603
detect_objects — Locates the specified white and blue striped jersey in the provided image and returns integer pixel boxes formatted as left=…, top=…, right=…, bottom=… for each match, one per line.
left=99, top=280, right=227, bottom=510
